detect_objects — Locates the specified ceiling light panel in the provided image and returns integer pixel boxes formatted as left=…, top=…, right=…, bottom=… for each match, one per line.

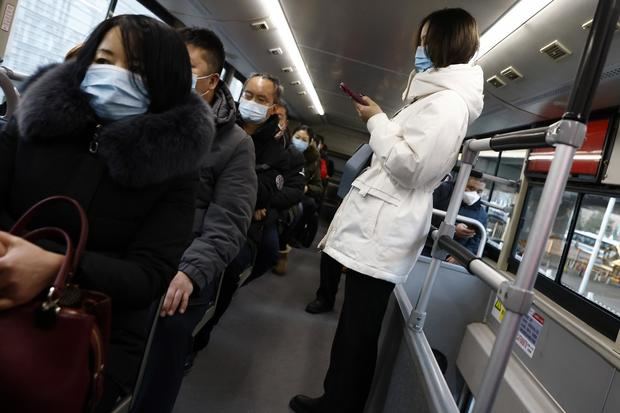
left=261, top=0, right=325, bottom=115
left=477, top=0, right=553, bottom=60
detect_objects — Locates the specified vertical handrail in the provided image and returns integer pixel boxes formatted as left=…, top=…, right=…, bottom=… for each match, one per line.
left=410, top=149, right=476, bottom=331
left=473, top=1, right=620, bottom=411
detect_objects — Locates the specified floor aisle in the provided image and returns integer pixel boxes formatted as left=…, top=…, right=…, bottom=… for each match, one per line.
left=173, top=245, right=344, bottom=413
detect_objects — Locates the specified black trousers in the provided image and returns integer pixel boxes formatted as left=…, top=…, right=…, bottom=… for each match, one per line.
left=315, top=252, right=344, bottom=306
left=319, top=253, right=395, bottom=413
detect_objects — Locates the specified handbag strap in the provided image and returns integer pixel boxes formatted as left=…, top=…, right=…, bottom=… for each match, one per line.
left=9, top=196, right=88, bottom=275
left=21, top=226, right=75, bottom=307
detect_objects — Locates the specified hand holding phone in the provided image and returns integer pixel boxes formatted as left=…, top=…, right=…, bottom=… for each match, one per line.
left=339, top=82, right=368, bottom=106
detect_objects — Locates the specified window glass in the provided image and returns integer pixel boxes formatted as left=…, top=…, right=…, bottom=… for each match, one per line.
left=485, top=152, right=526, bottom=249
left=514, top=186, right=578, bottom=279
left=229, top=77, right=243, bottom=102
left=562, top=195, right=620, bottom=316
left=113, top=0, right=160, bottom=19
left=2, top=0, right=109, bottom=75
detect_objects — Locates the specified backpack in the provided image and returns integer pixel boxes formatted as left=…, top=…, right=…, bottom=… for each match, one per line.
left=337, top=143, right=373, bottom=199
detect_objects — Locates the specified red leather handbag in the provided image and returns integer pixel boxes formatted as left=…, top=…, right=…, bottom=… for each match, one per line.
left=0, top=196, right=111, bottom=413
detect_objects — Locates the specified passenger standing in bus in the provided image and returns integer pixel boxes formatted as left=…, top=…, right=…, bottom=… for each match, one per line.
left=130, top=28, right=257, bottom=413
left=292, top=8, right=483, bottom=413
left=0, top=15, right=215, bottom=412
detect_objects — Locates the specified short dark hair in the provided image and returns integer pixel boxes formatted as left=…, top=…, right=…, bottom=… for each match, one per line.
left=245, top=73, right=283, bottom=104
left=74, top=14, right=192, bottom=113
left=178, top=27, right=225, bottom=75
left=293, top=124, right=315, bottom=140
left=417, top=8, right=479, bottom=68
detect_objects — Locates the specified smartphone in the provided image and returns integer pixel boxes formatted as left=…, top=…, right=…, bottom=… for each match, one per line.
left=339, top=82, right=368, bottom=105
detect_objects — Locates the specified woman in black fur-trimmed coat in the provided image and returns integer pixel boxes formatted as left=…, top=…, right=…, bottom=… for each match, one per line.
left=0, top=16, right=214, bottom=411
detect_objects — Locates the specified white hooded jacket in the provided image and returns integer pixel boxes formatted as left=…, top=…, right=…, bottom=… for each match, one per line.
left=321, top=63, right=484, bottom=284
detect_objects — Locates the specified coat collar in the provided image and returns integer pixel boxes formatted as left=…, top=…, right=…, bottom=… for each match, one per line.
left=15, top=63, right=215, bottom=188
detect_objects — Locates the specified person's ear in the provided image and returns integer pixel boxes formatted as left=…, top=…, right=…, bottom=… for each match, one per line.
left=208, top=73, right=220, bottom=91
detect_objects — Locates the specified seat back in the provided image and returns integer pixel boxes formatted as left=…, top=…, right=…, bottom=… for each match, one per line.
left=192, top=272, right=226, bottom=337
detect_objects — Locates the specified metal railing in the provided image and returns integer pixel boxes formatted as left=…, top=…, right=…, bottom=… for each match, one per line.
left=431, top=208, right=487, bottom=257
left=400, top=1, right=620, bottom=412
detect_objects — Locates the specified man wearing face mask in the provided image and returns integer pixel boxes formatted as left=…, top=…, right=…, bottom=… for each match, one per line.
left=187, top=72, right=291, bottom=359
left=428, top=172, right=488, bottom=262
left=131, top=28, right=257, bottom=413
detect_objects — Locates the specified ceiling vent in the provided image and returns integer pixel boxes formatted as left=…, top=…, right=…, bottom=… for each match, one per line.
left=290, top=80, right=301, bottom=86
left=268, top=47, right=283, bottom=55
left=251, top=21, right=269, bottom=31
left=540, top=40, right=572, bottom=61
left=297, top=91, right=307, bottom=95
left=487, top=75, right=506, bottom=88
left=582, top=18, right=620, bottom=31
left=281, top=66, right=294, bottom=73
left=500, top=66, right=523, bottom=81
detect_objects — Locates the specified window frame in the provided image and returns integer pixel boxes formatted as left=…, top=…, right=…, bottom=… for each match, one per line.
left=508, top=180, right=620, bottom=340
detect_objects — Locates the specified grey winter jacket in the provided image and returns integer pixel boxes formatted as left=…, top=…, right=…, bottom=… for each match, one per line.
left=178, top=84, right=257, bottom=294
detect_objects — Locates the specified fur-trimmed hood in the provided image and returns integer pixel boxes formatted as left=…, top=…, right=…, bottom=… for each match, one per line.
left=15, top=63, right=215, bottom=188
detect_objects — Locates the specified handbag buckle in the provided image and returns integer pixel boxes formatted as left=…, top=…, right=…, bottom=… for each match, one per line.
left=36, top=287, right=62, bottom=328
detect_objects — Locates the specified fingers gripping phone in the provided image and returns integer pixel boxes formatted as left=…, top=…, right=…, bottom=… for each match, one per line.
left=339, top=82, right=368, bottom=105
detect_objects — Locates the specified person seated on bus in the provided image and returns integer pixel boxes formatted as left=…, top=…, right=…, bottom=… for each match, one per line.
left=191, top=72, right=289, bottom=357
left=291, top=8, right=483, bottom=413
left=274, top=103, right=291, bottom=146
left=130, top=27, right=257, bottom=413
left=422, top=173, right=488, bottom=261
left=280, top=125, right=323, bottom=251
left=271, top=125, right=320, bottom=275
left=0, top=15, right=215, bottom=411
left=245, top=103, right=305, bottom=281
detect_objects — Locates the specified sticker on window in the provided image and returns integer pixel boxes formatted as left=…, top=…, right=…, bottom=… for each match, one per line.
left=491, top=297, right=506, bottom=322
left=515, top=309, right=544, bottom=358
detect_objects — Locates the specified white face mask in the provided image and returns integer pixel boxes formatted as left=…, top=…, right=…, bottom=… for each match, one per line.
left=462, top=191, right=481, bottom=206
left=239, top=97, right=270, bottom=124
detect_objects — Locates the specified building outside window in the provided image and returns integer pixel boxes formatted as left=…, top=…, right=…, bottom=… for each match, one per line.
left=2, top=0, right=109, bottom=75
left=561, top=195, right=620, bottom=316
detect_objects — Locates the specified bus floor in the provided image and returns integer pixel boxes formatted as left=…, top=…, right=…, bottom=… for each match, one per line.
left=173, top=242, right=345, bottom=413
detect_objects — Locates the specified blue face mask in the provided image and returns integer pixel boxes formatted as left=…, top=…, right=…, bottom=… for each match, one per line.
left=239, top=97, right=270, bottom=124
left=415, top=46, right=433, bottom=72
left=80, top=64, right=150, bottom=121
left=291, top=136, right=309, bottom=153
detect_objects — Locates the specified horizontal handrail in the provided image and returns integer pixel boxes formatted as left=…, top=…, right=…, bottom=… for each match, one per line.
left=0, top=66, right=28, bottom=82
left=467, top=126, right=550, bottom=152
left=480, top=199, right=512, bottom=213
left=436, top=236, right=508, bottom=292
left=432, top=209, right=487, bottom=257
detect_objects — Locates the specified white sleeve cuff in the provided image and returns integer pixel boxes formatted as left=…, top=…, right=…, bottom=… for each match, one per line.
left=366, top=113, right=389, bottom=134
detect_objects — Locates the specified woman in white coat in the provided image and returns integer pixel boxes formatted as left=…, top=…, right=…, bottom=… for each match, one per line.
left=291, top=8, right=484, bottom=413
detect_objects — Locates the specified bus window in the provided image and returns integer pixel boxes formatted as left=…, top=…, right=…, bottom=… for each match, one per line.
left=113, top=0, right=161, bottom=20
left=2, top=0, right=109, bottom=75
left=485, top=151, right=526, bottom=250
left=229, top=76, right=243, bottom=102
left=562, top=195, right=620, bottom=316
left=514, top=187, right=578, bottom=280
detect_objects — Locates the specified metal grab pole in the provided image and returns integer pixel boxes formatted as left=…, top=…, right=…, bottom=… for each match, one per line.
left=410, top=150, right=476, bottom=330
left=473, top=144, right=578, bottom=413
left=473, top=1, right=619, bottom=410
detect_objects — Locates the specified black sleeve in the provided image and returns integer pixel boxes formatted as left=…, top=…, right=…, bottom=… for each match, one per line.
left=74, top=173, right=198, bottom=309
left=270, top=169, right=305, bottom=210
left=0, top=118, right=18, bottom=230
left=179, top=138, right=257, bottom=292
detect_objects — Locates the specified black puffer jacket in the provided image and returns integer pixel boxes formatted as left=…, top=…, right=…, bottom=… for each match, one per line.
left=243, top=115, right=289, bottom=210
left=178, top=84, right=257, bottom=294
left=271, top=145, right=305, bottom=210
left=0, top=63, right=214, bottom=393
